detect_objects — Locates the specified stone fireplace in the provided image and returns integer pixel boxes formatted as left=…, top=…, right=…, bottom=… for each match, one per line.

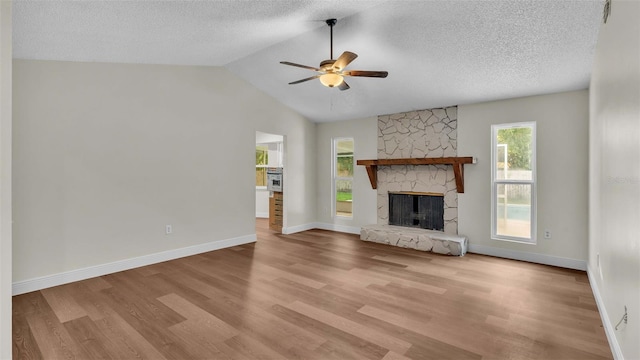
left=360, top=106, right=468, bottom=256
left=377, top=106, right=458, bottom=234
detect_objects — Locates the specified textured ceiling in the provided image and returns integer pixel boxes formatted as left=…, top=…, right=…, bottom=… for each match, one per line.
left=13, top=0, right=604, bottom=122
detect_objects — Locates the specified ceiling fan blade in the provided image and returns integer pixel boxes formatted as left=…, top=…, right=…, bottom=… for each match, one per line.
left=288, top=75, right=320, bottom=85
left=332, top=51, right=358, bottom=71
left=280, top=61, right=321, bottom=72
left=338, top=80, right=350, bottom=91
left=343, top=70, right=388, bottom=78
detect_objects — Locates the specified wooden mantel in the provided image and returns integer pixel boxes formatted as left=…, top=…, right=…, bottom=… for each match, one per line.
left=356, top=157, right=475, bottom=193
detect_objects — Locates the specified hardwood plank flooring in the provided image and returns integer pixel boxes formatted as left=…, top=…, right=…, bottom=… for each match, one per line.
left=13, top=219, right=612, bottom=359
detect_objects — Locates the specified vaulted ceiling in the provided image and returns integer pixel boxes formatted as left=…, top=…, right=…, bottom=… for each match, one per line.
left=13, top=0, right=604, bottom=122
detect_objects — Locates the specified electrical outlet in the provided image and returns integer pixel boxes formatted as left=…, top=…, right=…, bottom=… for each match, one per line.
left=544, top=230, right=551, bottom=239
left=165, top=224, right=172, bottom=234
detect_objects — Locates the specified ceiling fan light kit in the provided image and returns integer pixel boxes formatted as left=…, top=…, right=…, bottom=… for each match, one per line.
left=280, top=18, right=388, bottom=90
left=319, top=73, right=344, bottom=87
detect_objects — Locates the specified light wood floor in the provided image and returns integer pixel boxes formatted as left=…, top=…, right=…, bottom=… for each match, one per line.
left=13, top=219, right=612, bottom=359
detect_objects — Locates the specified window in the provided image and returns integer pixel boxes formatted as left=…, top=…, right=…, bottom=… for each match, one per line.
left=256, top=145, right=269, bottom=187
left=491, top=122, right=536, bottom=242
left=333, top=138, right=354, bottom=217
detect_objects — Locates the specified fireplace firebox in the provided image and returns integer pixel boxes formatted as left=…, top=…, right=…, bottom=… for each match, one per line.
left=388, top=192, right=444, bottom=231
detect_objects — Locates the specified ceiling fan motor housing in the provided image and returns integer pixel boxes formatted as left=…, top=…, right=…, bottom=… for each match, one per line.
left=320, top=59, right=336, bottom=71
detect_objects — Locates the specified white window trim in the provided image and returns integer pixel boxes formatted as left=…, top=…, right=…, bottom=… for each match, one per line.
left=332, top=137, right=354, bottom=219
left=490, top=122, right=537, bottom=243
left=275, top=142, right=283, bottom=168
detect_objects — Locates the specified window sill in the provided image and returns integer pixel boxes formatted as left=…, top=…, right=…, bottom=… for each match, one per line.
left=491, top=236, right=537, bottom=245
left=334, top=214, right=354, bottom=219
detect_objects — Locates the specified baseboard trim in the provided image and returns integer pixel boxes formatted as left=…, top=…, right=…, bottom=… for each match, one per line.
left=468, top=244, right=587, bottom=270
left=282, top=223, right=316, bottom=235
left=279, top=222, right=362, bottom=235
left=314, top=222, right=361, bottom=235
left=255, top=212, right=268, bottom=218
left=587, top=265, right=623, bottom=360
left=12, top=234, right=257, bottom=295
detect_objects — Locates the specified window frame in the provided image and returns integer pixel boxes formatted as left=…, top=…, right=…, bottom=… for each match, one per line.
left=332, top=137, right=354, bottom=218
left=490, top=122, right=537, bottom=243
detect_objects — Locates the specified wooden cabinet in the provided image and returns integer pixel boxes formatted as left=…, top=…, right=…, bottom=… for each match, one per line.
left=269, top=191, right=283, bottom=232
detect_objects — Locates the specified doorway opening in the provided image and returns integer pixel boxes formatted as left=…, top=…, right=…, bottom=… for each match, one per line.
left=255, top=131, right=284, bottom=234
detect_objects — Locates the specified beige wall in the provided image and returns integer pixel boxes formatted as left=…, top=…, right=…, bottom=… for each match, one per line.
left=0, top=1, right=11, bottom=358
left=316, top=116, right=378, bottom=232
left=458, top=90, right=589, bottom=268
left=13, top=60, right=316, bottom=283
left=589, top=1, right=640, bottom=358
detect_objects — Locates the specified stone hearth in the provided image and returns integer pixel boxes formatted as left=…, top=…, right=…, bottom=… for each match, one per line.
left=361, top=224, right=468, bottom=256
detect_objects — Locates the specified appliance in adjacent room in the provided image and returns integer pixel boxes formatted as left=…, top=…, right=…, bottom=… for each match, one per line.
left=266, top=167, right=283, bottom=192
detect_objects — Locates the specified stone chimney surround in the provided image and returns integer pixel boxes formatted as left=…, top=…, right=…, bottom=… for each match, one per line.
left=377, top=107, right=459, bottom=234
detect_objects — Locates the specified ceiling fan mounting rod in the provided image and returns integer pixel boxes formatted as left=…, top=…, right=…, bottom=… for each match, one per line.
left=326, top=18, right=337, bottom=60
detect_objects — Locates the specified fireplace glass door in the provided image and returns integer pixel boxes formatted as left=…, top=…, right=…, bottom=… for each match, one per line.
left=388, top=193, right=444, bottom=231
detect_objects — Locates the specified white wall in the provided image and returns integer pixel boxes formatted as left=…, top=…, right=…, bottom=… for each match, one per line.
left=0, top=1, right=12, bottom=358
left=589, top=1, right=640, bottom=358
left=256, top=131, right=283, bottom=144
left=458, top=90, right=589, bottom=269
left=255, top=189, right=270, bottom=218
left=13, top=60, right=316, bottom=286
left=316, top=116, right=378, bottom=233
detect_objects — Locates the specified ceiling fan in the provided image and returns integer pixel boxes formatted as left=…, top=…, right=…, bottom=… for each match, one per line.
left=280, top=18, right=388, bottom=91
